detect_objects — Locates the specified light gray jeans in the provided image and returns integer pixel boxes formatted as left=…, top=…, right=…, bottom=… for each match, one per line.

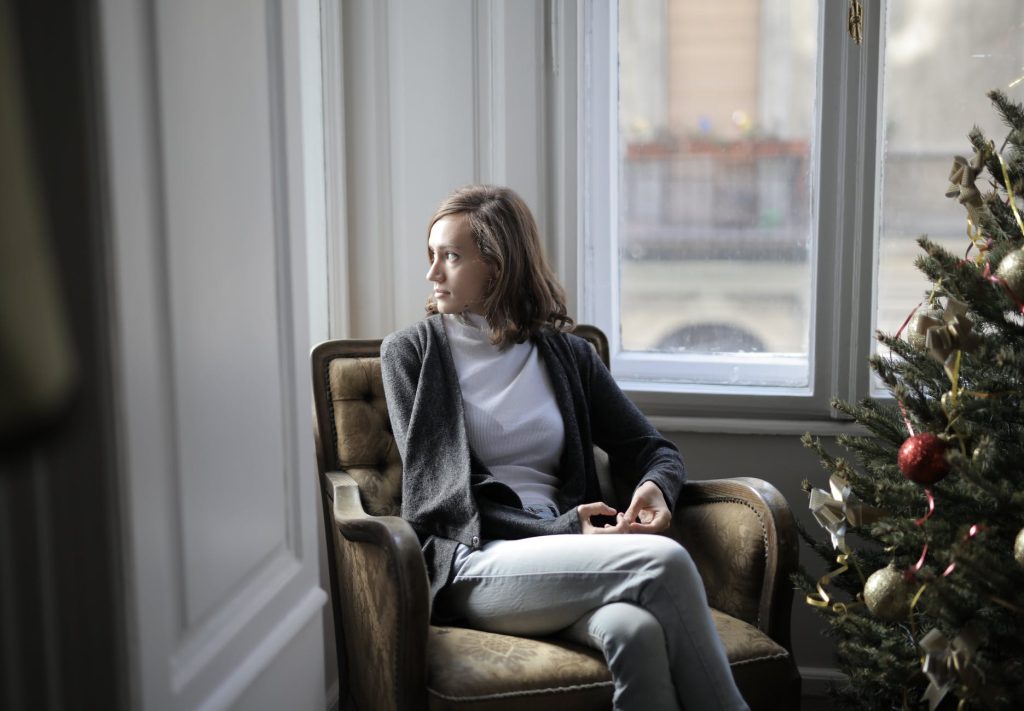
left=438, top=527, right=749, bottom=711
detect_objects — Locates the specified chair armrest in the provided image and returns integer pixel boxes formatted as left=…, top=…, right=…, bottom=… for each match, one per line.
left=672, top=477, right=797, bottom=651
left=323, top=471, right=430, bottom=711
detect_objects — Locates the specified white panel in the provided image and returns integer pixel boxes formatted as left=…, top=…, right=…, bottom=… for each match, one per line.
left=389, top=0, right=478, bottom=329
left=494, top=2, right=546, bottom=225
left=340, top=0, right=395, bottom=338
left=319, top=0, right=346, bottom=339
left=154, top=0, right=289, bottom=624
left=224, top=608, right=326, bottom=711
left=101, top=0, right=326, bottom=709
left=545, top=0, right=582, bottom=312
left=339, top=0, right=551, bottom=336
left=101, top=0, right=188, bottom=704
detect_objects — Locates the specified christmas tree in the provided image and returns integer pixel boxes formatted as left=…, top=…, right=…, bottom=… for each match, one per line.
left=800, top=89, right=1024, bottom=710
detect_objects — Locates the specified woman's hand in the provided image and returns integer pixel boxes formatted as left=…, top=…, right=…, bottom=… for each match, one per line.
left=622, top=480, right=672, bottom=534
left=577, top=481, right=671, bottom=534
left=577, top=501, right=629, bottom=534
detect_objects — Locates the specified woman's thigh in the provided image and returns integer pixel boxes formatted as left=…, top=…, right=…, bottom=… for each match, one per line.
left=438, top=533, right=694, bottom=636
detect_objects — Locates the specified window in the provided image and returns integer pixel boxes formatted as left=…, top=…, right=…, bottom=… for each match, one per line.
left=578, top=1, right=891, bottom=419
left=616, top=1, right=817, bottom=390
left=873, top=2, right=1024, bottom=394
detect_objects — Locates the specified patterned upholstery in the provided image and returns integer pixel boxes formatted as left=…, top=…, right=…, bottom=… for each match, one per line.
left=427, top=627, right=613, bottom=711
left=675, top=499, right=766, bottom=627
left=327, top=356, right=402, bottom=515
left=312, top=331, right=802, bottom=711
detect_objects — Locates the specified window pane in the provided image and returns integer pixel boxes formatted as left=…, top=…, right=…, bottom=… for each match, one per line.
left=618, top=0, right=818, bottom=386
left=876, top=4, right=1024, bottom=360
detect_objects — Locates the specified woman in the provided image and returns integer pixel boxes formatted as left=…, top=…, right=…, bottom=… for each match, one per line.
left=381, top=185, right=748, bottom=711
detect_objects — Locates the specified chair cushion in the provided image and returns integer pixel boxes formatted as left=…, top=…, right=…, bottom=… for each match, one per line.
left=711, top=610, right=795, bottom=711
left=425, top=610, right=791, bottom=710
left=426, top=626, right=613, bottom=711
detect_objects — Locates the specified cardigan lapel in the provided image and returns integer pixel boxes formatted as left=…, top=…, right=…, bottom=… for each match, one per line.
left=536, top=333, right=593, bottom=509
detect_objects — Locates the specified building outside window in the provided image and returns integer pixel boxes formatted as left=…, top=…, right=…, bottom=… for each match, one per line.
left=584, top=0, right=1024, bottom=414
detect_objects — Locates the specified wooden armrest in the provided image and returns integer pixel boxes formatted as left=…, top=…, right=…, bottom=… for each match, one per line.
left=673, top=477, right=797, bottom=650
left=325, top=470, right=372, bottom=519
left=322, top=471, right=430, bottom=711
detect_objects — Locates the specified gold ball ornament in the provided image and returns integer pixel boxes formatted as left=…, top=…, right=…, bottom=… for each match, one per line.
left=864, top=564, right=913, bottom=621
left=996, top=248, right=1024, bottom=299
left=1015, top=527, right=1024, bottom=568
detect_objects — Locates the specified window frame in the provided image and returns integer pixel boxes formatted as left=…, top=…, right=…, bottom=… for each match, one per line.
left=573, top=0, right=884, bottom=421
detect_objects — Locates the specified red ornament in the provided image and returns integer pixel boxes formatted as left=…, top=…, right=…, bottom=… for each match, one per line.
left=898, top=433, right=949, bottom=485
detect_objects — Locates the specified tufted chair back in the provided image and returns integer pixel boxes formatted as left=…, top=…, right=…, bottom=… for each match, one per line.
left=320, top=346, right=403, bottom=516
left=313, top=327, right=611, bottom=519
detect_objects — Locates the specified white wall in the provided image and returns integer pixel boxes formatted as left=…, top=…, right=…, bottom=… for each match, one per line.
left=333, top=0, right=552, bottom=339
left=98, top=1, right=327, bottom=708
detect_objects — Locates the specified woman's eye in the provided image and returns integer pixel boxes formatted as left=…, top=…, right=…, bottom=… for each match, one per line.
left=445, top=252, right=459, bottom=262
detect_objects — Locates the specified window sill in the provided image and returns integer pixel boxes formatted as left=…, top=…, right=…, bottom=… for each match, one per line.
left=646, top=414, right=871, bottom=437
left=619, top=381, right=875, bottom=436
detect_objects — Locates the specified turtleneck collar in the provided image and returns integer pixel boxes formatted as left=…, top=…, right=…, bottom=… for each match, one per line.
left=445, top=311, right=490, bottom=335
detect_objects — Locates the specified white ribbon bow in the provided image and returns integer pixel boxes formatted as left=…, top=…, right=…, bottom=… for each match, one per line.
left=919, top=627, right=979, bottom=711
left=809, top=474, right=862, bottom=551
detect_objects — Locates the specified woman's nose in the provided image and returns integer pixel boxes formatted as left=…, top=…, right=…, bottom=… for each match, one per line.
left=426, top=259, right=443, bottom=283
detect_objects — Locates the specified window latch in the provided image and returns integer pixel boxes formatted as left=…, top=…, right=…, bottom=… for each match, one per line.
left=848, top=0, right=864, bottom=46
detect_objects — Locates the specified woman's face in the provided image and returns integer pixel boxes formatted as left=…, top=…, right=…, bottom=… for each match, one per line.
left=426, top=214, right=494, bottom=315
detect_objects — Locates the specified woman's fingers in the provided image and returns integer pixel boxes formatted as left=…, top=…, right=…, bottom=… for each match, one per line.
left=577, top=501, right=617, bottom=522
left=627, top=509, right=671, bottom=533
left=592, top=512, right=628, bottom=534
left=577, top=502, right=626, bottom=534
left=578, top=499, right=674, bottom=534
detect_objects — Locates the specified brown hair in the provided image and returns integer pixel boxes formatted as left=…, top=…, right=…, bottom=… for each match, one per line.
left=425, top=185, right=573, bottom=345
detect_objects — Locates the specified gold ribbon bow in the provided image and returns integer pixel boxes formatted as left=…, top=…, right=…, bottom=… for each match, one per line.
left=908, top=304, right=943, bottom=351
left=917, top=298, right=981, bottom=382
left=809, top=474, right=881, bottom=551
left=945, top=150, right=987, bottom=221
left=919, top=627, right=980, bottom=711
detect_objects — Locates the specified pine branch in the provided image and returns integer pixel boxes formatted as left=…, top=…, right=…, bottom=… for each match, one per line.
left=988, top=89, right=1024, bottom=140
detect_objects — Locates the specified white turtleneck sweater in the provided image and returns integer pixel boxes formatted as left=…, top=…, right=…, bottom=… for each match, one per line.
left=443, top=313, right=565, bottom=511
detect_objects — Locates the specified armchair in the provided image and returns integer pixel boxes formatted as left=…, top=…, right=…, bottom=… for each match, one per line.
left=312, top=326, right=801, bottom=710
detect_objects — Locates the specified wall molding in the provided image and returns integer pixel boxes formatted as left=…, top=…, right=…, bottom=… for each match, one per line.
left=340, top=0, right=395, bottom=337
left=472, top=0, right=507, bottom=186
left=265, top=0, right=307, bottom=563
left=649, top=415, right=872, bottom=437
left=196, top=586, right=327, bottom=711
left=320, top=0, right=349, bottom=338
left=799, top=665, right=846, bottom=698
left=171, top=548, right=301, bottom=691
left=543, top=0, right=581, bottom=313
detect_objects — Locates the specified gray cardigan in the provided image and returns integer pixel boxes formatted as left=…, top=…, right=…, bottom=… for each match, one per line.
left=381, top=315, right=686, bottom=616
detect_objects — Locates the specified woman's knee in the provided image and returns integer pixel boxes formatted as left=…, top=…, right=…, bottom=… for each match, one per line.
left=587, top=602, right=666, bottom=656
left=645, top=536, right=694, bottom=570
left=645, top=537, right=705, bottom=594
